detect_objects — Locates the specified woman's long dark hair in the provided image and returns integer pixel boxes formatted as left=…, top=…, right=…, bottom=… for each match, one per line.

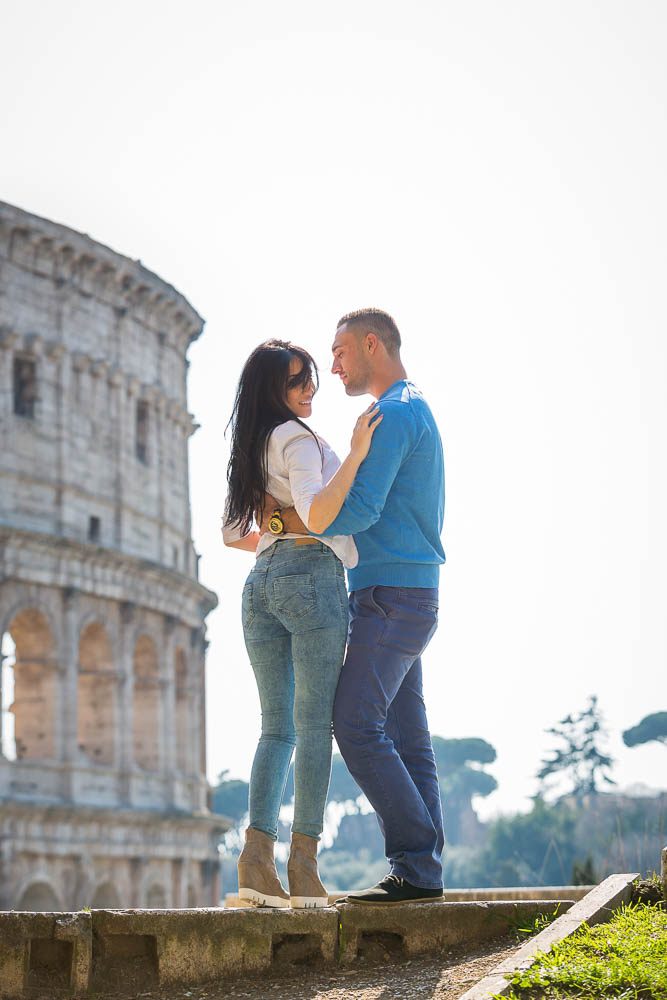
left=225, top=340, right=320, bottom=535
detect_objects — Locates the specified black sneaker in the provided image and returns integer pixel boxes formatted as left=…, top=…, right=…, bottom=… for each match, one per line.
left=343, top=874, right=444, bottom=905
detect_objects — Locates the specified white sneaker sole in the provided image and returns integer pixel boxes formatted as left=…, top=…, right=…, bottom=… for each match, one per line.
left=290, top=895, right=329, bottom=908
left=239, top=887, right=290, bottom=908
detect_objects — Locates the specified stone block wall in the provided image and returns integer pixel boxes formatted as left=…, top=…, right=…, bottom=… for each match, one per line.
left=0, top=201, right=223, bottom=910
left=0, top=200, right=202, bottom=572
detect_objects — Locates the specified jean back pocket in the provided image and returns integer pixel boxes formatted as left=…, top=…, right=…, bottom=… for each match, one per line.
left=273, top=573, right=316, bottom=619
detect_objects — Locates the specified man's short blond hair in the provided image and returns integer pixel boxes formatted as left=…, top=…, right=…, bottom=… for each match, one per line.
left=337, top=308, right=401, bottom=357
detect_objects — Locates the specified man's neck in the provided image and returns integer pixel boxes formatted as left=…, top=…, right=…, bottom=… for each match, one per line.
left=369, top=362, right=408, bottom=399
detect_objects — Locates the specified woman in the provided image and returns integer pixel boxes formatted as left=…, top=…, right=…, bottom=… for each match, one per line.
left=223, top=339, right=381, bottom=908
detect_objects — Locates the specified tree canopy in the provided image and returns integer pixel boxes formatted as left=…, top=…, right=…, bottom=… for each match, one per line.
left=432, top=736, right=497, bottom=769
left=432, top=736, right=498, bottom=843
left=622, top=711, right=667, bottom=748
left=210, top=770, right=249, bottom=822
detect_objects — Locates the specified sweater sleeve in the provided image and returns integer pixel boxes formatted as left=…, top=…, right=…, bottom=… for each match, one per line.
left=312, top=402, right=412, bottom=537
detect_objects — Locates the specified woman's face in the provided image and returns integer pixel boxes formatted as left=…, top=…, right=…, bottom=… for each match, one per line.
left=285, top=356, right=315, bottom=418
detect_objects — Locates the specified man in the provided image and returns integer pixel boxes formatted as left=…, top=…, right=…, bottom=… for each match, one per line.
left=278, top=308, right=446, bottom=904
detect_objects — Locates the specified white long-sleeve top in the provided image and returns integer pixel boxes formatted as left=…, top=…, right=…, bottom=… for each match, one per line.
left=222, top=420, right=358, bottom=568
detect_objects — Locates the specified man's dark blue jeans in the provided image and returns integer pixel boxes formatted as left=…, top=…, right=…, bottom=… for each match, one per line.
left=333, top=585, right=445, bottom=889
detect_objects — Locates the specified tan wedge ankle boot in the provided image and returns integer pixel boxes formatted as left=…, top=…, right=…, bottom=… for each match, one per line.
left=237, top=827, right=289, bottom=908
left=288, top=832, right=329, bottom=908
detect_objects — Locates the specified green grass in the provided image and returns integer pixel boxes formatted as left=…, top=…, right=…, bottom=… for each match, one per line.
left=501, top=903, right=565, bottom=942
left=503, top=902, right=667, bottom=1000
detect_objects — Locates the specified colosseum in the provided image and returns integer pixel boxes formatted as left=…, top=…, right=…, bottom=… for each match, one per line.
left=0, top=200, right=227, bottom=910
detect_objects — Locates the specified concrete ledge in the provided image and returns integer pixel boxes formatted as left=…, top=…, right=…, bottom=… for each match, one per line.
left=0, top=900, right=574, bottom=996
left=0, top=879, right=632, bottom=997
left=458, top=872, right=639, bottom=1000
left=439, top=886, right=594, bottom=902
left=91, top=907, right=339, bottom=988
left=0, top=910, right=91, bottom=997
left=336, top=899, right=574, bottom=965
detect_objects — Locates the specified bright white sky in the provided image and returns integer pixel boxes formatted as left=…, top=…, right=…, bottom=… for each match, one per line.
left=2, top=0, right=666, bottom=817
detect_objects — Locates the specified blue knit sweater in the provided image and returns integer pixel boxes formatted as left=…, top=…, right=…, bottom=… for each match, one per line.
left=317, top=380, right=445, bottom=591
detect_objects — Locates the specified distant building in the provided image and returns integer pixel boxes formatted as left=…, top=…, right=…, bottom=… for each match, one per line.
left=0, top=200, right=226, bottom=910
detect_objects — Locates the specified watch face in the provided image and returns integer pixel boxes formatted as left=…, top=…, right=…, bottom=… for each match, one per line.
left=268, top=513, right=284, bottom=535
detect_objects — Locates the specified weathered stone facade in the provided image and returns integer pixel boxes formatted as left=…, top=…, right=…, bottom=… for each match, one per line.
left=0, top=200, right=226, bottom=910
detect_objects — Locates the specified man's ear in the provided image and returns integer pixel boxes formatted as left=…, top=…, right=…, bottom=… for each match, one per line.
left=366, top=333, right=378, bottom=354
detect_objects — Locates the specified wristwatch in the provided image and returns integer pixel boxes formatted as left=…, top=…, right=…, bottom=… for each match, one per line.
left=268, top=509, right=285, bottom=535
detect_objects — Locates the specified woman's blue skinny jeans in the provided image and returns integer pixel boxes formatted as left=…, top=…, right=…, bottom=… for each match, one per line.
left=241, top=540, right=348, bottom=841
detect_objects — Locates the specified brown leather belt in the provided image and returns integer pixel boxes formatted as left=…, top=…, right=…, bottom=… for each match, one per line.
left=293, top=537, right=319, bottom=546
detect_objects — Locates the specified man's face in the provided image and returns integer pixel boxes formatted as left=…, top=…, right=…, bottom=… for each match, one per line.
left=331, top=324, right=372, bottom=396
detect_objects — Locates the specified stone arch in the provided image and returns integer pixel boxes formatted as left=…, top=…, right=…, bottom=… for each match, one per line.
left=174, top=647, right=189, bottom=774
left=132, top=634, right=160, bottom=771
left=90, top=881, right=121, bottom=908
left=78, top=623, right=116, bottom=765
left=127, top=618, right=163, bottom=670
left=0, top=590, right=62, bottom=656
left=17, top=881, right=61, bottom=911
left=146, top=883, right=167, bottom=908
left=77, top=604, right=114, bottom=640
left=5, top=609, right=58, bottom=761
